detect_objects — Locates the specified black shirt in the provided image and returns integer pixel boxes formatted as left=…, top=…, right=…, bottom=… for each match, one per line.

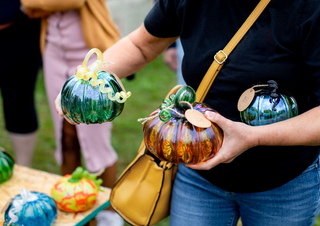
left=144, top=0, right=320, bottom=192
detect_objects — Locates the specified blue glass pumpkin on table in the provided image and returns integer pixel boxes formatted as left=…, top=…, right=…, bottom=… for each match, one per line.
left=142, top=86, right=223, bottom=164
left=4, top=189, right=58, bottom=226
left=61, top=48, right=131, bottom=124
left=0, top=147, right=14, bottom=184
left=239, top=80, right=298, bottom=126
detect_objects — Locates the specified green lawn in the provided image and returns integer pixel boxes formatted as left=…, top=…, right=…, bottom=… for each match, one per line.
left=1, top=56, right=320, bottom=226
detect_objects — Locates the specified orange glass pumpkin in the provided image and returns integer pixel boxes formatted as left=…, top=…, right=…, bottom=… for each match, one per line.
left=51, top=167, right=102, bottom=212
left=142, top=86, right=223, bottom=164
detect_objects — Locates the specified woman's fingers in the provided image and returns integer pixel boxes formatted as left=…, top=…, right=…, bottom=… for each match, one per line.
left=187, top=111, right=258, bottom=170
left=54, top=92, right=63, bottom=117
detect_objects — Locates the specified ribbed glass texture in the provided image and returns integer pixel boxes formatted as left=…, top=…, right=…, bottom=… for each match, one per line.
left=143, top=103, right=223, bottom=164
left=61, top=71, right=124, bottom=124
left=4, top=192, right=58, bottom=226
left=240, top=93, right=298, bottom=126
left=0, top=150, right=14, bottom=183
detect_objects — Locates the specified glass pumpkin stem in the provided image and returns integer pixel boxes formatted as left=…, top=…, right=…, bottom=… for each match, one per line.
left=67, top=166, right=103, bottom=190
left=91, top=80, right=131, bottom=103
left=8, top=189, right=38, bottom=225
left=174, top=86, right=196, bottom=110
left=68, top=166, right=84, bottom=183
left=76, top=48, right=103, bottom=81
left=74, top=48, right=131, bottom=104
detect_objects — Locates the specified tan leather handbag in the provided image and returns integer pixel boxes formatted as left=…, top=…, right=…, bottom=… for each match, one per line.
left=110, top=1, right=270, bottom=225
left=110, top=86, right=181, bottom=226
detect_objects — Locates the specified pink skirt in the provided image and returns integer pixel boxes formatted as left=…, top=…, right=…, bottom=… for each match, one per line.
left=43, top=10, right=118, bottom=172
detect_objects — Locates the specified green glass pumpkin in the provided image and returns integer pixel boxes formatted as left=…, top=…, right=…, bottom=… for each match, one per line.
left=0, top=147, right=14, bottom=183
left=51, top=167, right=103, bottom=212
left=142, top=86, right=223, bottom=164
left=240, top=81, right=298, bottom=126
left=61, top=48, right=131, bottom=124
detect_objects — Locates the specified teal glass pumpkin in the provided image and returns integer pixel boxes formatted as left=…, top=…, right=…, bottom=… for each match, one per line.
left=142, top=86, right=223, bottom=164
left=61, top=48, right=131, bottom=124
left=4, top=189, right=58, bottom=226
left=240, top=81, right=298, bottom=126
left=0, top=148, right=14, bottom=183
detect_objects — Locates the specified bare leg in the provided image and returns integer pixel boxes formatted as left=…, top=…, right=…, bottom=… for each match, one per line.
left=99, top=162, right=117, bottom=188
left=97, top=161, right=118, bottom=211
left=9, top=131, right=37, bottom=167
left=61, top=119, right=81, bottom=175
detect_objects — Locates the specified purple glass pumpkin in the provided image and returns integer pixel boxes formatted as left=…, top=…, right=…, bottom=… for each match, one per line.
left=142, top=86, right=223, bottom=164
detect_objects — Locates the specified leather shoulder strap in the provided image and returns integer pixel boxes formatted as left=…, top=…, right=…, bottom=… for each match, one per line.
left=196, top=0, right=271, bottom=102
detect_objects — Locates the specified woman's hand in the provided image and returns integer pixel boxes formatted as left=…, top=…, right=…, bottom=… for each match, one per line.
left=54, top=92, right=79, bottom=125
left=187, top=111, right=259, bottom=170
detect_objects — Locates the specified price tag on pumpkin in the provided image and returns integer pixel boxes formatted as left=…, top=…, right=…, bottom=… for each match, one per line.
left=185, top=109, right=211, bottom=128
left=237, top=88, right=255, bottom=112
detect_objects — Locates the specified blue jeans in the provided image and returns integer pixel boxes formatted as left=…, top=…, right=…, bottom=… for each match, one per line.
left=170, top=156, right=320, bottom=226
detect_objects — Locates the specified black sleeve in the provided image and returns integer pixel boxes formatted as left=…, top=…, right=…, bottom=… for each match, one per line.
left=144, top=0, right=181, bottom=38
left=300, top=0, right=320, bottom=104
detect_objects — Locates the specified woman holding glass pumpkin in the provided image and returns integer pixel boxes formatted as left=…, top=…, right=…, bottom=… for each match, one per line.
left=55, top=0, right=320, bottom=225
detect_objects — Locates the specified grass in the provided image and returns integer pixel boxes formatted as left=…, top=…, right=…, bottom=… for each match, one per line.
left=1, top=56, right=320, bottom=226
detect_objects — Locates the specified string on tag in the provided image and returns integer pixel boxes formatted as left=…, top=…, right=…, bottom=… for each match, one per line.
left=252, top=84, right=269, bottom=93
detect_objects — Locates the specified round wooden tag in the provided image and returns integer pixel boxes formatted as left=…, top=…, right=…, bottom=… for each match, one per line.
left=185, top=109, right=211, bottom=128
left=237, top=88, right=255, bottom=112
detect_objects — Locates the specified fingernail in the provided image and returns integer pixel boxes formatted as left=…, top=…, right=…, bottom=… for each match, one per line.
left=205, top=111, right=214, bottom=118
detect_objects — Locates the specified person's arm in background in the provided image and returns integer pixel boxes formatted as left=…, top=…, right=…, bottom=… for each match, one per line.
left=20, top=0, right=86, bottom=18
left=21, top=0, right=85, bottom=12
left=163, top=42, right=177, bottom=72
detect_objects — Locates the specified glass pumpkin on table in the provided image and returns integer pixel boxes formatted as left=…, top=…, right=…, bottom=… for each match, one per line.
left=239, top=80, right=298, bottom=126
left=60, top=48, right=131, bottom=124
left=51, top=166, right=103, bottom=212
left=142, top=86, right=223, bottom=164
left=4, top=189, right=58, bottom=226
left=0, top=147, right=14, bottom=184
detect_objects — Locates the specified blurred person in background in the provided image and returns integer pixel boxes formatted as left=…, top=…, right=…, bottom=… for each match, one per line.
left=0, top=0, right=41, bottom=167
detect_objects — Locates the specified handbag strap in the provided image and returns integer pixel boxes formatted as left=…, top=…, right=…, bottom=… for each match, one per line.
left=196, top=0, right=271, bottom=102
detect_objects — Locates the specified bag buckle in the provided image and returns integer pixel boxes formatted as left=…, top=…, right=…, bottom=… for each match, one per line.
left=214, top=50, right=228, bottom=65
